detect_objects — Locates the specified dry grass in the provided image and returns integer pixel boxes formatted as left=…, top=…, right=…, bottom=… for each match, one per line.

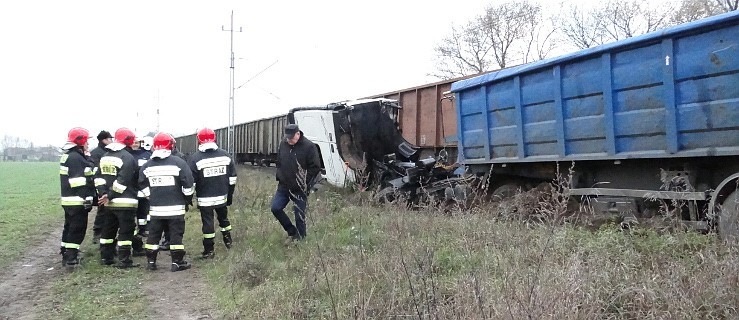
left=204, top=166, right=739, bottom=319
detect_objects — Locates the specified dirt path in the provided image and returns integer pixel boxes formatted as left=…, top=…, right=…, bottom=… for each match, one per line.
left=142, top=254, right=217, bottom=320
left=0, top=226, right=64, bottom=320
left=0, top=212, right=218, bottom=320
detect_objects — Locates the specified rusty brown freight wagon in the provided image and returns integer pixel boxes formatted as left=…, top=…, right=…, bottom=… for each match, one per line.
left=363, top=74, right=485, bottom=161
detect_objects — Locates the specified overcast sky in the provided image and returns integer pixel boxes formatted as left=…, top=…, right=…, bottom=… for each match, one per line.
left=0, top=0, right=601, bottom=147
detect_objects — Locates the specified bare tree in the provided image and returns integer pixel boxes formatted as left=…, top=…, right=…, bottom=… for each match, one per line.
left=598, top=0, right=674, bottom=42
left=556, top=5, right=606, bottom=49
left=431, top=22, right=495, bottom=80
left=431, top=0, right=551, bottom=79
left=715, top=0, right=739, bottom=11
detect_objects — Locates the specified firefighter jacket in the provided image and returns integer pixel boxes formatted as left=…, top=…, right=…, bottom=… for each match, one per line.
left=95, top=143, right=139, bottom=210
left=187, top=142, right=237, bottom=208
left=275, top=133, right=321, bottom=192
left=139, top=153, right=194, bottom=218
left=59, top=145, right=95, bottom=207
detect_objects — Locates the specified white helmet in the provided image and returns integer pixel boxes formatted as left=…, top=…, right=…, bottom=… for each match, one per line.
left=141, top=136, right=154, bottom=151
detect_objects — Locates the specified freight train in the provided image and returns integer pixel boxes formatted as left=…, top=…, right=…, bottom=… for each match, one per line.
left=452, top=11, right=739, bottom=238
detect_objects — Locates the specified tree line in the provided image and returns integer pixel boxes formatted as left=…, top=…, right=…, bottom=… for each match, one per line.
left=432, top=0, right=738, bottom=79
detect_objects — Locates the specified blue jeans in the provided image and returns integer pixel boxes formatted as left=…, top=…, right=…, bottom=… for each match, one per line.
left=271, top=185, right=307, bottom=239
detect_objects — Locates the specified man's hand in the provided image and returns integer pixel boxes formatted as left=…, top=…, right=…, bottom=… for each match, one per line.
left=98, top=194, right=109, bottom=206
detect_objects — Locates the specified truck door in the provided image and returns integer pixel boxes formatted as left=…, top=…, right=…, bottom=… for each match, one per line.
left=293, top=110, right=356, bottom=188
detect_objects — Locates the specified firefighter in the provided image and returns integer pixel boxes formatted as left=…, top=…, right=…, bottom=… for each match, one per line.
left=139, top=132, right=194, bottom=272
left=89, top=130, right=113, bottom=241
left=130, top=135, right=152, bottom=256
left=187, top=128, right=237, bottom=259
left=96, top=127, right=140, bottom=268
left=59, top=127, right=96, bottom=266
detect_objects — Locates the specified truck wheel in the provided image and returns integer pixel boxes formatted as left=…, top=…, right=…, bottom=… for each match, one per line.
left=718, top=190, right=739, bottom=242
left=491, top=183, right=520, bottom=202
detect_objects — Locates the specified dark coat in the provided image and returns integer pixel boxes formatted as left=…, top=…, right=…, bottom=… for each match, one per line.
left=275, top=133, right=321, bottom=192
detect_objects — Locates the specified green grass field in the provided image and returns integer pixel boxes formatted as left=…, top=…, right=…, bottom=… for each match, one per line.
left=3, top=162, right=738, bottom=319
left=0, top=162, right=61, bottom=268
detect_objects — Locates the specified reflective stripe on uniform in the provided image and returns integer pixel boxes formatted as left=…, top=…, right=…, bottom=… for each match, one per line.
left=137, top=189, right=146, bottom=198
left=220, top=225, right=232, bottom=232
left=140, top=187, right=151, bottom=197
left=100, top=238, right=115, bottom=244
left=94, top=178, right=106, bottom=186
left=143, top=165, right=181, bottom=177
left=59, top=165, right=69, bottom=175
left=169, top=245, right=185, bottom=250
left=145, top=244, right=159, bottom=250
left=100, top=156, right=123, bottom=168
left=149, top=205, right=185, bottom=217
left=108, top=197, right=138, bottom=208
left=118, top=240, right=133, bottom=246
left=61, top=196, right=85, bottom=206
left=182, top=187, right=193, bottom=196
left=195, top=156, right=231, bottom=170
left=112, top=180, right=127, bottom=193
left=229, top=177, right=237, bottom=185
left=203, top=233, right=216, bottom=239
left=138, top=219, right=147, bottom=226
left=68, top=177, right=87, bottom=188
left=63, top=243, right=81, bottom=249
left=84, top=167, right=94, bottom=176
left=197, top=195, right=227, bottom=207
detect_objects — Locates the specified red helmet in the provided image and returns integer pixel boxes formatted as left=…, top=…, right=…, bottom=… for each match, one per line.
left=197, top=128, right=216, bottom=144
left=67, top=127, right=89, bottom=146
left=114, top=128, right=136, bottom=147
left=152, top=132, right=174, bottom=151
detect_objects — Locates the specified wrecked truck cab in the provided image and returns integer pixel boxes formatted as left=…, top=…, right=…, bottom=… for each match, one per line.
left=289, top=98, right=420, bottom=188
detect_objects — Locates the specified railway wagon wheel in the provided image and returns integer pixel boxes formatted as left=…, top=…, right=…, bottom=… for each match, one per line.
left=718, top=190, right=739, bottom=242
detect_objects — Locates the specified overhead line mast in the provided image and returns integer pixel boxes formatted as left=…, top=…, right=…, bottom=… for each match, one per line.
left=222, top=10, right=242, bottom=158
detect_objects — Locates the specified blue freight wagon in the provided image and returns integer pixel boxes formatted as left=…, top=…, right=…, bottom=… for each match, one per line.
left=451, top=11, right=739, bottom=237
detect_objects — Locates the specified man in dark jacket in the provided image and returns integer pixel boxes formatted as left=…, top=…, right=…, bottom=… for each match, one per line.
left=89, top=130, right=113, bottom=240
left=271, top=124, right=321, bottom=240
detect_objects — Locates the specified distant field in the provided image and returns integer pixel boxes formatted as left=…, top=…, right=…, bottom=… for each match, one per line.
left=0, top=162, right=60, bottom=267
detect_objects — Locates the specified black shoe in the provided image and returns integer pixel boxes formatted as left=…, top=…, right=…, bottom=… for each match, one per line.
left=100, top=258, right=115, bottom=265
left=170, top=261, right=191, bottom=272
left=146, top=262, right=157, bottom=271
left=199, top=251, right=215, bottom=259
left=222, top=231, right=233, bottom=249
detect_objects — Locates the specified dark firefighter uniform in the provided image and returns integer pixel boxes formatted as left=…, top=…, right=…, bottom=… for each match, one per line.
left=188, top=142, right=237, bottom=258
left=59, top=142, right=96, bottom=266
left=96, top=142, right=140, bottom=268
left=139, top=146, right=194, bottom=271
left=131, top=146, right=152, bottom=254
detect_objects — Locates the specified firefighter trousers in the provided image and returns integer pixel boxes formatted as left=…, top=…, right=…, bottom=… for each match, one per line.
left=61, top=206, right=88, bottom=249
left=99, top=208, right=138, bottom=258
left=145, top=216, right=185, bottom=251
left=200, top=206, right=231, bottom=240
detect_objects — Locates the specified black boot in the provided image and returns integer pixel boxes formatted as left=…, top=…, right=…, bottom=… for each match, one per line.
left=132, top=235, right=146, bottom=257
left=145, top=249, right=158, bottom=271
left=100, top=243, right=116, bottom=265
left=200, top=238, right=215, bottom=259
left=116, top=246, right=139, bottom=269
left=63, top=248, right=80, bottom=267
left=170, top=250, right=191, bottom=272
left=222, top=230, right=233, bottom=249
